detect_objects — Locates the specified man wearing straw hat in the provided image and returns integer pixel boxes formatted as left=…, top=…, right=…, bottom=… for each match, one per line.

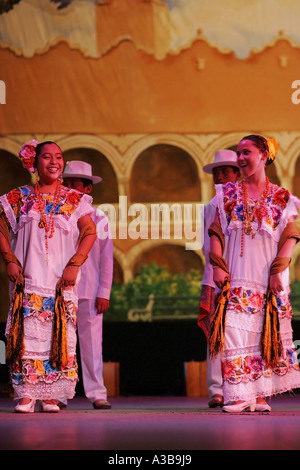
left=198, top=150, right=240, bottom=408
left=63, top=160, right=113, bottom=409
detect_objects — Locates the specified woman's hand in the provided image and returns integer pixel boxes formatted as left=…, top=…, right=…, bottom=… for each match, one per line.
left=213, top=266, right=229, bottom=289
left=269, top=272, right=284, bottom=296
left=6, top=262, right=22, bottom=283
left=62, top=265, right=80, bottom=289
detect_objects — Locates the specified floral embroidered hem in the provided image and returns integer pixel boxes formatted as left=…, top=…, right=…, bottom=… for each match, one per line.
left=10, top=357, right=78, bottom=401
left=222, top=348, right=299, bottom=385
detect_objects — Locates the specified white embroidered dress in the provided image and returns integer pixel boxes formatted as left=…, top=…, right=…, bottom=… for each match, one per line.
left=0, top=185, right=94, bottom=400
left=215, top=181, right=300, bottom=403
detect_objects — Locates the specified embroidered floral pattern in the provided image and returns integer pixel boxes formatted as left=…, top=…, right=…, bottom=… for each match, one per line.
left=10, top=356, right=78, bottom=386
left=276, top=293, right=293, bottom=320
left=222, top=181, right=290, bottom=231
left=227, top=286, right=292, bottom=318
left=6, top=185, right=83, bottom=223
left=222, top=349, right=299, bottom=384
left=23, top=292, right=77, bottom=324
left=229, top=287, right=265, bottom=314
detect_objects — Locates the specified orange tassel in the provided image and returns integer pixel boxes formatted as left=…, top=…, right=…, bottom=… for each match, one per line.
left=209, top=280, right=230, bottom=358
left=6, top=273, right=25, bottom=365
left=261, top=287, right=283, bottom=368
left=50, top=278, right=69, bottom=369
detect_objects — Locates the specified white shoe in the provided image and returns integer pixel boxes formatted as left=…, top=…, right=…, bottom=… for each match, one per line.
left=41, top=401, right=60, bottom=413
left=255, top=403, right=271, bottom=412
left=15, top=399, right=36, bottom=413
left=223, top=400, right=256, bottom=413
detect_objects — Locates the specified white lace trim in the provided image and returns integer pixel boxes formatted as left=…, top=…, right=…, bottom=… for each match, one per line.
left=225, top=309, right=264, bottom=333
left=223, top=331, right=294, bottom=359
left=225, top=309, right=294, bottom=334
left=230, top=279, right=268, bottom=292
left=12, top=380, right=77, bottom=401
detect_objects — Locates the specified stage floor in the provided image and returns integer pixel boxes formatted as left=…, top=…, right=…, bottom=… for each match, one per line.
left=1, top=394, right=300, bottom=451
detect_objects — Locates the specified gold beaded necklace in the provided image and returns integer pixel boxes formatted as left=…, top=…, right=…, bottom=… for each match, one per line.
left=240, top=177, right=270, bottom=257
left=35, top=179, right=62, bottom=262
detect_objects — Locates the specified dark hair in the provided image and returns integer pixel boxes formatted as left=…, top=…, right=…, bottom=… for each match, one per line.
left=34, top=141, right=62, bottom=167
left=240, top=134, right=272, bottom=166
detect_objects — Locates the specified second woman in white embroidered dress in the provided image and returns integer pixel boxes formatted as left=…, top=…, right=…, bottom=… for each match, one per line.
left=211, top=135, right=300, bottom=412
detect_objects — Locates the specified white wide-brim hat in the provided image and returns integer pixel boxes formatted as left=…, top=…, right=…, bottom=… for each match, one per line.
left=62, top=160, right=102, bottom=184
left=203, top=150, right=239, bottom=174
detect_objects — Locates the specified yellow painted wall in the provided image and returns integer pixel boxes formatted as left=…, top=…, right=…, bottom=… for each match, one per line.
left=1, top=6, right=300, bottom=134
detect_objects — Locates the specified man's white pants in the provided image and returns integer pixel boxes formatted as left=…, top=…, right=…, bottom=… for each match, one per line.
left=206, top=345, right=223, bottom=398
left=77, top=299, right=107, bottom=403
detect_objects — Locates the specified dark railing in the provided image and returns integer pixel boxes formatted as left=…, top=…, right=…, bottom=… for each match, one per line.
left=126, top=294, right=300, bottom=321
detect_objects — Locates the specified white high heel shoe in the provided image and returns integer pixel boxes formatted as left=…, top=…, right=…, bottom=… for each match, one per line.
left=15, top=399, right=36, bottom=413
left=255, top=403, right=271, bottom=412
left=41, top=401, right=60, bottom=413
left=222, top=400, right=256, bottom=413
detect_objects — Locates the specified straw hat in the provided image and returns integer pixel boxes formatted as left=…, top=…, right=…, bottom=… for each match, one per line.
left=62, top=161, right=102, bottom=184
left=203, top=150, right=239, bottom=174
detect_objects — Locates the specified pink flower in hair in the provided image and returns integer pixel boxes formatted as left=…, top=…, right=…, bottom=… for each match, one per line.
left=19, top=139, right=39, bottom=173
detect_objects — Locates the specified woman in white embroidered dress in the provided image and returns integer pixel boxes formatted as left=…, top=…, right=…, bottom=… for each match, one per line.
left=0, top=140, right=96, bottom=413
left=211, top=134, right=300, bottom=412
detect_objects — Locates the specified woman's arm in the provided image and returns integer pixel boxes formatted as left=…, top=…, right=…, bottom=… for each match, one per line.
left=270, top=217, right=298, bottom=295
left=62, top=214, right=97, bottom=288
left=270, top=241, right=297, bottom=295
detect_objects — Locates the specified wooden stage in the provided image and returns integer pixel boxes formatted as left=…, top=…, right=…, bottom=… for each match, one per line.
left=0, top=394, right=300, bottom=451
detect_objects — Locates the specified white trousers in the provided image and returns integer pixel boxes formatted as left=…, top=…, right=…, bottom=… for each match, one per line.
left=77, top=299, right=107, bottom=403
left=206, top=345, right=223, bottom=398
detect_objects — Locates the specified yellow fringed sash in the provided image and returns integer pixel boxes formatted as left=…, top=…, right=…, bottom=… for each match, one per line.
left=50, top=278, right=69, bottom=369
left=6, top=273, right=25, bottom=365
left=209, top=278, right=230, bottom=358
left=208, top=253, right=229, bottom=357
left=260, top=256, right=291, bottom=367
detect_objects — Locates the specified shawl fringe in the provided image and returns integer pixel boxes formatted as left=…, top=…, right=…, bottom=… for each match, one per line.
left=209, top=279, right=230, bottom=358
left=50, top=278, right=69, bottom=369
left=6, top=273, right=25, bottom=365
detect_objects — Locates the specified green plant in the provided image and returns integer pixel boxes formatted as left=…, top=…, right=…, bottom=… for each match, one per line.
left=105, top=262, right=202, bottom=321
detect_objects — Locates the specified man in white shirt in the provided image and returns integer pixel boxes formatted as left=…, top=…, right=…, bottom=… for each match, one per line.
left=63, top=161, right=113, bottom=409
left=198, top=150, right=240, bottom=408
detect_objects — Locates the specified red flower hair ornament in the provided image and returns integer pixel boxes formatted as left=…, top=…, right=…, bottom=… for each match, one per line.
left=18, top=139, right=39, bottom=173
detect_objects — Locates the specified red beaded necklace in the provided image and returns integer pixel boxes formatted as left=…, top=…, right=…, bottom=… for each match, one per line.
left=240, top=177, right=270, bottom=257
left=35, top=179, right=62, bottom=262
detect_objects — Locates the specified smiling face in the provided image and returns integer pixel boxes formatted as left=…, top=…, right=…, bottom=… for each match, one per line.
left=236, top=139, right=268, bottom=179
left=36, top=143, right=64, bottom=185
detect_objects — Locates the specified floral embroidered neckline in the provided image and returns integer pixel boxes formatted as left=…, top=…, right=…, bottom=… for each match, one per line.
left=222, top=181, right=291, bottom=234
left=6, top=184, right=84, bottom=223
